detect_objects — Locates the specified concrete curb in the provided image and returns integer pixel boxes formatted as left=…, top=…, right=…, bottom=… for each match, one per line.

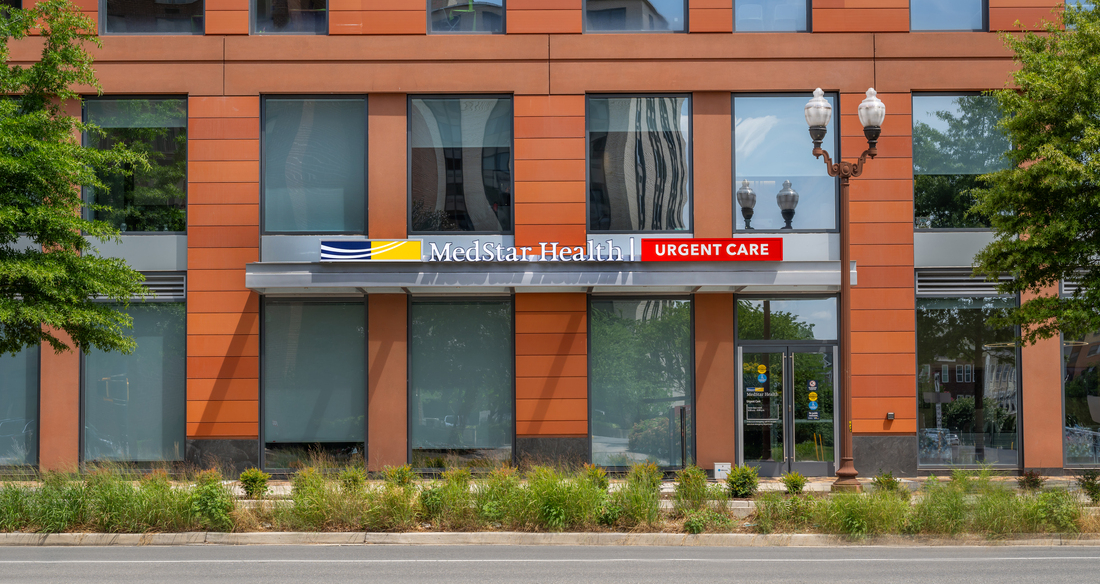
left=3, top=531, right=1100, bottom=547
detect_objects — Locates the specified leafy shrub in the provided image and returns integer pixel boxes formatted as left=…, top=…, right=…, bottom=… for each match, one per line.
left=608, top=463, right=661, bottom=528
left=871, top=470, right=901, bottom=493
left=1017, top=470, right=1045, bottom=492
left=581, top=464, right=609, bottom=492
left=382, top=465, right=416, bottom=487
left=907, top=476, right=967, bottom=535
left=780, top=471, right=807, bottom=495
left=683, top=509, right=732, bottom=534
left=522, top=466, right=604, bottom=531
left=753, top=492, right=817, bottom=534
left=339, top=466, right=367, bottom=495
left=726, top=465, right=759, bottom=498
left=476, top=466, right=522, bottom=525
left=423, top=468, right=478, bottom=530
left=192, top=470, right=234, bottom=532
left=239, top=468, right=271, bottom=499
left=673, top=464, right=709, bottom=515
left=372, top=482, right=418, bottom=531
left=1076, top=470, right=1100, bottom=504
left=818, top=491, right=909, bottom=538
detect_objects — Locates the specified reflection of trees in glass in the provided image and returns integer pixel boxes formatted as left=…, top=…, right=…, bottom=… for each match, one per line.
left=87, top=99, right=187, bottom=232
left=410, top=302, right=513, bottom=463
left=1064, top=334, right=1100, bottom=463
left=913, top=96, right=1009, bottom=228
left=916, top=297, right=1017, bottom=465
left=590, top=299, right=691, bottom=466
left=736, top=300, right=817, bottom=340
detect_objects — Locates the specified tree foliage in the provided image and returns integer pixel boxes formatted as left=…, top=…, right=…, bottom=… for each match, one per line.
left=0, top=0, right=148, bottom=355
left=972, top=5, right=1100, bottom=343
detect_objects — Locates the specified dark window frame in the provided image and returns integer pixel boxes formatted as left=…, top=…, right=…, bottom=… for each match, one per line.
left=406, top=94, right=516, bottom=236
left=250, top=0, right=329, bottom=35
left=909, top=0, right=988, bottom=32
left=98, top=0, right=206, bottom=36
left=586, top=93, right=694, bottom=234
left=81, top=95, right=189, bottom=236
left=406, top=294, right=517, bottom=470
left=732, top=0, right=812, bottom=33
left=259, top=94, right=369, bottom=236
left=426, top=0, right=506, bottom=34
left=731, top=92, right=840, bottom=234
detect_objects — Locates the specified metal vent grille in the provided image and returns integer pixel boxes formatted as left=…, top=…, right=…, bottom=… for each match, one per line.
left=915, top=270, right=1012, bottom=297
left=1062, top=271, right=1088, bottom=297
left=142, top=272, right=186, bottom=301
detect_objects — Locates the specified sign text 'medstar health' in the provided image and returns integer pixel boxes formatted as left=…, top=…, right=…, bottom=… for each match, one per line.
left=641, top=238, right=782, bottom=262
left=320, top=237, right=783, bottom=263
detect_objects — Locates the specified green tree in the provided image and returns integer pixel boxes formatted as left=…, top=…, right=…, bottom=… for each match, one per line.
left=972, top=6, right=1100, bottom=343
left=0, top=0, right=148, bottom=355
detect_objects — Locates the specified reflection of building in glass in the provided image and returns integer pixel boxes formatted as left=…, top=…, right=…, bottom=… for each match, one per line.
left=735, top=0, right=808, bottom=32
left=430, top=0, right=503, bottom=32
left=103, top=0, right=204, bottom=34
left=1065, top=331, right=1100, bottom=465
left=586, top=0, right=673, bottom=31
left=253, top=0, right=327, bottom=34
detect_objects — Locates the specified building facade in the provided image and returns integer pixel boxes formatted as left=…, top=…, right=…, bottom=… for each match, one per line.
left=1, top=0, right=1093, bottom=477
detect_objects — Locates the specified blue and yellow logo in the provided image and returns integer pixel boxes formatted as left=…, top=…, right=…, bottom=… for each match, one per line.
left=320, top=240, right=423, bottom=262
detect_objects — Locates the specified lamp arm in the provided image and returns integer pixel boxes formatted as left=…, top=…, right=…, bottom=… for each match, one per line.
left=813, top=145, right=878, bottom=180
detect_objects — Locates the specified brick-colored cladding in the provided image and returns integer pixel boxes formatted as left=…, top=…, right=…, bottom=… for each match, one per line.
left=515, top=294, right=588, bottom=437
left=509, top=0, right=583, bottom=34
left=812, top=0, right=908, bottom=33
left=205, top=0, right=250, bottom=35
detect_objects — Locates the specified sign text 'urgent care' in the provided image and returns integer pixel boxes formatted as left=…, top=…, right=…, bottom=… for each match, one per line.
left=641, top=238, right=783, bottom=262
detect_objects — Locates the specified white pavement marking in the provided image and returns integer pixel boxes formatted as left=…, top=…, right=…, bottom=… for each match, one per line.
left=2, top=557, right=1100, bottom=564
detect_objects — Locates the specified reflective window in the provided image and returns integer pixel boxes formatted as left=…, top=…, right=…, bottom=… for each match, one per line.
left=916, top=296, right=1018, bottom=466
left=734, top=95, right=837, bottom=231
left=410, top=97, right=513, bottom=233
left=263, top=301, right=365, bottom=469
left=85, top=98, right=187, bottom=233
left=585, top=0, right=684, bottom=31
left=409, top=300, right=513, bottom=469
left=913, top=95, right=1008, bottom=229
left=590, top=298, right=693, bottom=468
left=253, top=0, right=327, bottom=34
left=734, top=0, right=808, bottom=32
left=589, top=96, right=690, bottom=231
left=84, top=303, right=186, bottom=462
left=102, top=0, right=204, bottom=34
left=263, top=98, right=366, bottom=233
left=737, top=298, right=838, bottom=341
left=1, top=0, right=19, bottom=9
left=430, top=0, right=504, bottom=33
left=1065, top=332, right=1100, bottom=465
left=911, top=0, right=985, bottom=31
left=0, top=346, right=38, bottom=467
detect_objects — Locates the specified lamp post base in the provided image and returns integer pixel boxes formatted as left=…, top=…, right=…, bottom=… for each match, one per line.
left=831, top=459, right=862, bottom=492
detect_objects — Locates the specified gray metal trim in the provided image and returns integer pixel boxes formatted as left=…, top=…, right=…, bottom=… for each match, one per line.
left=246, top=260, right=850, bottom=294
left=913, top=231, right=994, bottom=268
left=142, top=272, right=187, bottom=302
left=915, top=269, right=1011, bottom=297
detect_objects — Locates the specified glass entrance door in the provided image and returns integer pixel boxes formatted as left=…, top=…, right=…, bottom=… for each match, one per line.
left=740, top=346, right=836, bottom=476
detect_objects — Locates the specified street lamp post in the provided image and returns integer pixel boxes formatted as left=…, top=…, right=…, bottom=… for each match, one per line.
left=804, top=87, right=885, bottom=492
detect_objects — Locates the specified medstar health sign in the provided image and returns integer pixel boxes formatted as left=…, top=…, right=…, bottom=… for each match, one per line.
left=320, top=238, right=783, bottom=263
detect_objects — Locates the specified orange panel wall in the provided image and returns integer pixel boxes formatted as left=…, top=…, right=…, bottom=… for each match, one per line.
left=38, top=330, right=80, bottom=472
left=368, top=295, right=408, bottom=470
left=812, top=0, right=908, bottom=32
left=205, top=0, right=250, bottom=34
left=331, top=0, right=425, bottom=35
left=513, top=95, right=587, bottom=249
left=692, top=0, right=733, bottom=33
left=369, top=94, right=409, bottom=239
left=989, top=1, right=1063, bottom=32
left=845, top=91, right=917, bottom=435
left=509, top=0, right=583, bottom=34
left=515, top=293, right=588, bottom=437
left=186, top=96, right=261, bottom=440
left=694, top=294, right=736, bottom=470
left=1021, top=286, right=1064, bottom=470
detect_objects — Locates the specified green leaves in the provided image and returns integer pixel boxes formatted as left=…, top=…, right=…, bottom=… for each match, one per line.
left=0, top=1, right=149, bottom=355
left=972, top=5, right=1100, bottom=343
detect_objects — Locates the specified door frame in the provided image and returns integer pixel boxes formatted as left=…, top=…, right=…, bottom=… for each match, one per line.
left=736, top=344, right=840, bottom=476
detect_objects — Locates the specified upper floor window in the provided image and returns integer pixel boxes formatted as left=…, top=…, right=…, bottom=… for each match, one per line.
left=911, top=0, right=986, bottom=31
left=735, top=0, right=809, bottom=32
left=733, top=94, right=837, bottom=231
left=588, top=95, right=690, bottom=232
left=101, top=0, right=204, bottom=34
left=409, top=96, right=513, bottom=233
left=430, top=0, right=504, bottom=33
left=253, top=0, right=327, bottom=34
left=262, top=97, right=367, bottom=234
left=1, top=0, right=20, bottom=11
left=84, top=97, right=187, bottom=233
left=585, top=0, right=685, bottom=32
left=913, top=94, right=1008, bottom=229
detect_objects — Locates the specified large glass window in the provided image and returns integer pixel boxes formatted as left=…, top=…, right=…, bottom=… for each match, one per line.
left=409, top=300, right=513, bottom=469
left=1065, top=332, right=1100, bottom=466
left=916, top=296, right=1018, bottom=466
left=585, top=0, right=684, bottom=32
left=734, top=95, right=837, bottom=231
left=102, top=0, right=204, bottom=34
left=0, top=346, right=38, bottom=467
left=263, top=301, right=365, bottom=469
left=734, top=0, right=808, bottom=32
left=913, top=95, right=1008, bottom=229
left=430, top=0, right=504, bottom=33
left=409, top=97, right=513, bottom=233
left=590, top=298, right=692, bottom=468
left=911, top=0, right=985, bottom=31
left=84, top=303, right=185, bottom=462
left=85, top=98, right=187, bottom=233
left=737, top=298, right=838, bottom=341
left=253, top=0, right=327, bottom=34
left=588, top=96, right=690, bottom=232
left=263, top=97, right=366, bottom=233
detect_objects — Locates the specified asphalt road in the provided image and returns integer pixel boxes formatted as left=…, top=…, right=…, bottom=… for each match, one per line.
left=1, top=544, right=1099, bottom=583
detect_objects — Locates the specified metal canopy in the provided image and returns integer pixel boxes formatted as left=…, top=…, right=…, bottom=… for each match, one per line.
left=245, top=261, right=855, bottom=295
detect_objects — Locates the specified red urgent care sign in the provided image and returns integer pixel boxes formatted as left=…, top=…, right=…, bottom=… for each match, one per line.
left=641, top=238, right=783, bottom=262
